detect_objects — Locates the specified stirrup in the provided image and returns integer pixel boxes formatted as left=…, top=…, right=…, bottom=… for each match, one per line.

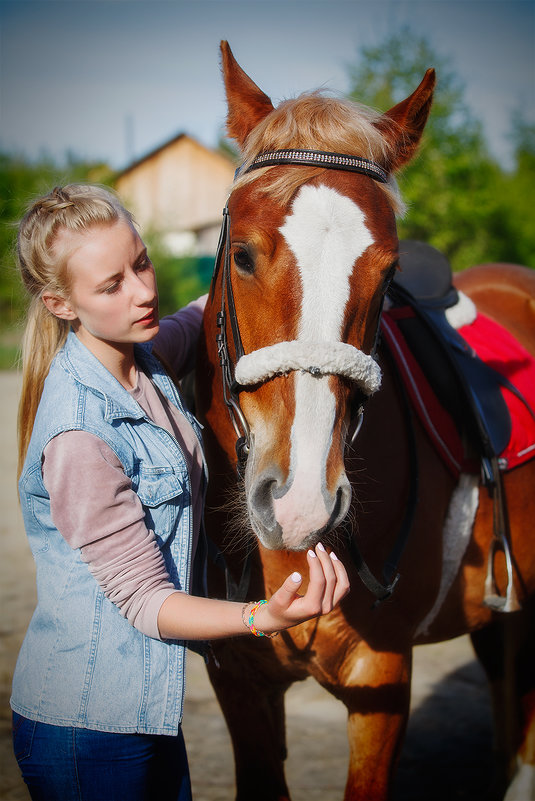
left=483, top=457, right=521, bottom=613
left=483, top=535, right=521, bottom=613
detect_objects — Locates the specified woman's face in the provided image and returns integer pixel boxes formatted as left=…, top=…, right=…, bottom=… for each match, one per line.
left=51, top=219, right=159, bottom=357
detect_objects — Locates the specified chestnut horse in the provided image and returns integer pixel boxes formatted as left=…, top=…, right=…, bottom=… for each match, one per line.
left=195, top=41, right=535, bottom=801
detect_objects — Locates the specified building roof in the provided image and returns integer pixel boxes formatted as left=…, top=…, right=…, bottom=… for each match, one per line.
left=115, top=132, right=236, bottom=179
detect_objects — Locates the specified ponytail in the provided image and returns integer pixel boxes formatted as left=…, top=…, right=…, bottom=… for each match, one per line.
left=17, top=299, right=70, bottom=477
left=16, top=184, right=133, bottom=477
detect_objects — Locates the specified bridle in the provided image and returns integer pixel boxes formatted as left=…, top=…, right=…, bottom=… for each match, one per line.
left=210, top=148, right=408, bottom=604
left=211, top=149, right=390, bottom=471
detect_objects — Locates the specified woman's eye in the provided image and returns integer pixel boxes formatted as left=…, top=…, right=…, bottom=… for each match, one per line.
left=104, top=282, right=121, bottom=295
left=136, top=256, right=152, bottom=272
left=233, top=248, right=254, bottom=274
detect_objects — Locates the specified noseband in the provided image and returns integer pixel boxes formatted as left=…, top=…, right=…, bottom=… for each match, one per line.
left=211, top=148, right=390, bottom=470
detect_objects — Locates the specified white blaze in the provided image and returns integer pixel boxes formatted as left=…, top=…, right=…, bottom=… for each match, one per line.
left=280, top=184, right=374, bottom=341
left=274, top=184, right=374, bottom=544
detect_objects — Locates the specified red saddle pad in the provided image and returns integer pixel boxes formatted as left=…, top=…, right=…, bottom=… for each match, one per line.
left=381, top=310, right=535, bottom=475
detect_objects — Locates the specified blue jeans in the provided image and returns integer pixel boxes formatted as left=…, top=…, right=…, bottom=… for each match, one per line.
left=12, top=712, right=192, bottom=801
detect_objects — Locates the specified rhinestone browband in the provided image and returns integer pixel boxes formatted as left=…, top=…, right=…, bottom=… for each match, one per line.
left=238, top=149, right=389, bottom=184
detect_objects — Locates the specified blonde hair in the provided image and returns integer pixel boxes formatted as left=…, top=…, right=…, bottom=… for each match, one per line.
left=16, top=184, right=134, bottom=476
left=232, top=92, right=405, bottom=214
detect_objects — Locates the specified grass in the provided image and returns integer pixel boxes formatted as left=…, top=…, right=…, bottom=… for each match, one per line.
left=0, top=328, right=21, bottom=370
left=0, top=344, right=21, bottom=370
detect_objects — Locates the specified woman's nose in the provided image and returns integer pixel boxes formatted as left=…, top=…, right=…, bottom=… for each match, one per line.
left=133, top=273, right=156, bottom=304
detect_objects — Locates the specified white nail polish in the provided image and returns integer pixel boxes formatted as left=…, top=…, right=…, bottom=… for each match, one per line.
left=308, top=549, right=317, bottom=558
left=291, top=572, right=302, bottom=582
left=317, top=542, right=325, bottom=552
left=330, top=551, right=339, bottom=561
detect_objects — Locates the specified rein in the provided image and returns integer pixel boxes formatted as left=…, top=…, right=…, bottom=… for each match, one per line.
left=211, top=148, right=409, bottom=604
left=214, top=206, right=251, bottom=467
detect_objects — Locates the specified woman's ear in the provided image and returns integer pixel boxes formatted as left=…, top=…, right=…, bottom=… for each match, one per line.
left=41, top=292, right=77, bottom=321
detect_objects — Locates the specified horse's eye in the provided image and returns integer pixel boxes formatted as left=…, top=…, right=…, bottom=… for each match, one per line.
left=382, top=261, right=398, bottom=293
left=233, top=247, right=255, bottom=274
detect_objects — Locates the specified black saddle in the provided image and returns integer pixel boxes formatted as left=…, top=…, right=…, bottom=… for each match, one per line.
left=386, top=240, right=512, bottom=475
left=395, top=239, right=459, bottom=307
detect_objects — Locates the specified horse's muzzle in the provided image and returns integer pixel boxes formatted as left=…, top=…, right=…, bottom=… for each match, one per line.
left=246, top=466, right=352, bottom=550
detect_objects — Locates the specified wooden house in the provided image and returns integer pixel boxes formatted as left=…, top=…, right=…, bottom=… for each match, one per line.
left=115, top=134, right=236, bottom=256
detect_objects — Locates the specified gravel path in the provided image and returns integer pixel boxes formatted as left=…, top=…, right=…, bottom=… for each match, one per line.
left=0, top=371, right=495, bottom=800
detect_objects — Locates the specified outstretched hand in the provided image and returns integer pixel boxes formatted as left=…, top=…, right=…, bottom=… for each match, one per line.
left=252, top=543, right=350, bottom=637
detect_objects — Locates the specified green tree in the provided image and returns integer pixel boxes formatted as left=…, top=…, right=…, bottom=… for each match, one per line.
left=347, top=27, right=533, bottom=271
left=497, top=115, right=535, bottom=266
left=217, top=134, right=239, bottom=165
left=0, top=154, right=213, bottom=367
left=0, top=154, right=115, bottom=332
left=142, top=232, right=212, bottom=318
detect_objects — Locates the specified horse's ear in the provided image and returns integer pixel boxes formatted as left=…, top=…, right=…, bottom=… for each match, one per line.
left=220, top=41, right=275, bottom=148
left=375, top=68, right=436, bottom=172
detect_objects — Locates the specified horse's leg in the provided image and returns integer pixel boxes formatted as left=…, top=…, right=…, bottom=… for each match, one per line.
left=333, top=645, right=412, bottom=801
left=471, top=597, right=535, bottom=801
left=471, top=620, right=519, bottom=799
left=206, top=644, right=292, bottom=801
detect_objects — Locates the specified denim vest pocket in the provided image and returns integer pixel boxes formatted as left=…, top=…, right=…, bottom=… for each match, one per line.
left=19, top=466, right=51, bottom=555
left=12, top=712, right=37, bottom=762
left=27, top=495, right=53, bottom=554
left=136, top=466, right=187, bottom=541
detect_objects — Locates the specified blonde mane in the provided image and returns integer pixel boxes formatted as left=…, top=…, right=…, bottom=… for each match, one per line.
left=232, top=92, right=405, bottom=215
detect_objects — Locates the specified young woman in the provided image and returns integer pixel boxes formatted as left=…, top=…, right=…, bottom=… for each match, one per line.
left=11, top=184, right=349, bottom=801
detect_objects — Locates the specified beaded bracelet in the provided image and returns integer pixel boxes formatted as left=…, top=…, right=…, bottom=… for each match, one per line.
left=241, top=600, right=279, bottom=638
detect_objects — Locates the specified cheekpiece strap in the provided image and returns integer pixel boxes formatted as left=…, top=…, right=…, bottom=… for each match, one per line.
left=238, top=149, right=388, bottom=184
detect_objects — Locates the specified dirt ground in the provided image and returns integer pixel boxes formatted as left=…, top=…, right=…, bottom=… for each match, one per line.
left=0, top=371, right=497, bottom=801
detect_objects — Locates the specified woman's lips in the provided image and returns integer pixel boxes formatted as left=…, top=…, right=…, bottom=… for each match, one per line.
left=135, top=309, right=157, bottom=325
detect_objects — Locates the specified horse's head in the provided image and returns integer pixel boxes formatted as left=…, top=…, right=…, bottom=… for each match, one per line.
left=202, top=42, right=435, bottom=552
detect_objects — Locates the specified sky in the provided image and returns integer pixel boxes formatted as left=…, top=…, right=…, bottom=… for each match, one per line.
left=0, top=0, right=534, bottom=172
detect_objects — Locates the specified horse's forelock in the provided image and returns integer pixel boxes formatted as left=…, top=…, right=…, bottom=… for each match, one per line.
left=232, top=92, right=406, bottom=215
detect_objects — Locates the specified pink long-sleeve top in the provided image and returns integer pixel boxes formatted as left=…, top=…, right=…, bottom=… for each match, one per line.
left=41, top=298, right=207, bottom=640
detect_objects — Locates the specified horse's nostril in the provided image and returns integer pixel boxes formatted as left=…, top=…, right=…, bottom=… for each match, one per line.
left=320, top=483, right=352, bottom=535
left=252, top=476, right=274, bottom=507
left=333, top=487, right=343, bottom=519
left=337, top=481, right=352, bottom=522
left=249, top=473, right=279, bottom=533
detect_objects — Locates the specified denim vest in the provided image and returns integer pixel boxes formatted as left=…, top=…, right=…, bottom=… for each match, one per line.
left=11, top=332, right=208, bottom=735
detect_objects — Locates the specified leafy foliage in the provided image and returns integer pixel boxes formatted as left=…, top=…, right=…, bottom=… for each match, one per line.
left=142, top=233, right=213, bottom=317
left=498, top=116, right=535, bottom=267
left=1, top=28, right=533, bottom=359
left=347, top=27, right=534, bottom=271
left=0, top=156, right=213, bottom=346
left=0, top=154, right=116, bottom=331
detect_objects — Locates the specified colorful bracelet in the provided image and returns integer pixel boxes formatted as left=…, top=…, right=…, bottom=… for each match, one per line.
left=241, top=600, right=279, bottom=638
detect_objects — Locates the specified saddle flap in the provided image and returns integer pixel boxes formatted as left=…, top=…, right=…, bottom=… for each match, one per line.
left=422, top=306, right=512, bottom=457
left=387, top=241, right=513, bottom=462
